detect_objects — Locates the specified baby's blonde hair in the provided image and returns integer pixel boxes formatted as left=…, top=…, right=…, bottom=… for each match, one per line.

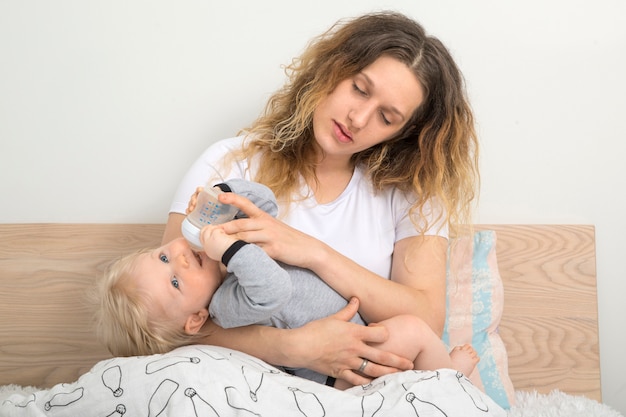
left=94, top=248, right=209, bottom=357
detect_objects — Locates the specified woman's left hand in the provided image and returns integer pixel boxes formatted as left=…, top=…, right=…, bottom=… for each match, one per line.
left=284, top=298, right=414, bottom=385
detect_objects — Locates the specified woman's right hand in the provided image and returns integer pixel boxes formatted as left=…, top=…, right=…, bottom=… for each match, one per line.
left=216, top=191, right=322, bottom=269
left=285, top=298, right=414, bottom=386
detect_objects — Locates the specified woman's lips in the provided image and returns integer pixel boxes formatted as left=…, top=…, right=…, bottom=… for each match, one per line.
left=333, top=121, right=353, bottom=143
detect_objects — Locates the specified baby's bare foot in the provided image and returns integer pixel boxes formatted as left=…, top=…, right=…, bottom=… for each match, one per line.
left=450, top=344, right=479, bottom=376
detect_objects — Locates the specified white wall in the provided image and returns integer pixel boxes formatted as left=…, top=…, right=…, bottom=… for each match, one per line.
left=1, top=0, right=624, bottom=412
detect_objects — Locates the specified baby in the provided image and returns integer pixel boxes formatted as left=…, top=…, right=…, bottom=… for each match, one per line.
left=96, top=179, right=479, bottom=389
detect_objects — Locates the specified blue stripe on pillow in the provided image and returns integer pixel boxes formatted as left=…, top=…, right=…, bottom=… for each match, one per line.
left=443, top=230, right=513, bottom=409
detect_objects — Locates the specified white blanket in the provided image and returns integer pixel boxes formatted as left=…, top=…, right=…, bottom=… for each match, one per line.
left=0, top=345, right=505, bottom=417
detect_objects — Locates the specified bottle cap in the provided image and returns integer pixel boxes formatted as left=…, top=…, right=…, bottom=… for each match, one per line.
left=181, top=218, right=202, bottom=250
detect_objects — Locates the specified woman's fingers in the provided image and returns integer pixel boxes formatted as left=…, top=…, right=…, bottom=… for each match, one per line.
left=219, top=192, right=266, bottom=219
left=217, top=192, right=312, bottom=265
left=217, top=192, right=274, bottom=241
left=332, top=297, right=362, bottom=323
left=336, top=299, right=413, bottom=376
left=306, top=299, right=413, bottom=384
left=336, top=369, right=373, bottom=386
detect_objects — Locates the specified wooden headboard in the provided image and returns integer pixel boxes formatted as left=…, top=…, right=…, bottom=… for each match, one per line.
left=482, top=225, right=600, bottom=401
left=0, top=224, right=600, bottom=401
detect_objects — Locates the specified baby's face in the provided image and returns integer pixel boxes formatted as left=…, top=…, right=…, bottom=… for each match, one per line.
left=132, top=238, right=223, bottom=327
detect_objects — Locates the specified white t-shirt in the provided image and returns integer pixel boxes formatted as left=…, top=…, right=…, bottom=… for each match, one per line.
left=170, top=136, right=448, bottom=279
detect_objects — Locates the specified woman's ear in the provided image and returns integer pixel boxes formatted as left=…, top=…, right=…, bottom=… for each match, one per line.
left=184, top=308, right=209, bottom=335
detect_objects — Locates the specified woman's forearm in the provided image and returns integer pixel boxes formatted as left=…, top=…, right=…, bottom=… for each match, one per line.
left=200, top=320, right=303, bottom=367
left=199, top=302, right=415, bottom=384
left=306, top=235, right=447, bottom=333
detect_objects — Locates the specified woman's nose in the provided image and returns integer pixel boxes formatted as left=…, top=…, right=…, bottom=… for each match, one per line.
left=348, top=103, right=375, bottom=129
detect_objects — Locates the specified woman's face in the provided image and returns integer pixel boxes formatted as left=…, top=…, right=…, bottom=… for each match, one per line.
left=312, top=55, right=424, bottom=162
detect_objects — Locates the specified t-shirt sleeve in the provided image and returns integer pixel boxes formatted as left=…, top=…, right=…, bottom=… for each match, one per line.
left=394, top=193, right=449, bottom=242
left=169, top=136, right=248, bottom=215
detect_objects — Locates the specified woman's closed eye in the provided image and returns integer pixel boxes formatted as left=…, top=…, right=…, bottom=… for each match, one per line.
left=352, top=81, right=367, bottom=97
left=352, top=82, right=392, bottom=126
left=380, top=111, right=391, bottom=125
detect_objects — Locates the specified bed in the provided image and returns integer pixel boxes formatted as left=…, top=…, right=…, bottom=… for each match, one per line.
left=0, top=223, right=620, bottom=416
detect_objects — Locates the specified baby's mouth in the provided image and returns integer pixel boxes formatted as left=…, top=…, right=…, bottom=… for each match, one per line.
left=193, top=251, right=203, bottom=266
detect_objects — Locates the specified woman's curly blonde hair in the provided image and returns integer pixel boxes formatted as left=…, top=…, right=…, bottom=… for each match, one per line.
left=232, top=11, right=478, bottom=237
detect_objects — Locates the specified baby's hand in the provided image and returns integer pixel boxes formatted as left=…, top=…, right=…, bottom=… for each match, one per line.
left=185, top=186, right=204, bottom=215
left=200, top=225, right=238, bottom=261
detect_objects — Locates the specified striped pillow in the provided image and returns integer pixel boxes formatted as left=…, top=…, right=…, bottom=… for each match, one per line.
left=443, top=230, right=515, bottom=409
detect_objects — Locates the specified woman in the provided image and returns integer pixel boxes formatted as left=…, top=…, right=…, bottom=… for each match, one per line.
left=162, top=11, right=478, bottom=386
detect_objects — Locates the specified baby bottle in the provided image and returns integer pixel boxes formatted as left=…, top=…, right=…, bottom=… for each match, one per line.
left=181, top=183, right=239, bottom=250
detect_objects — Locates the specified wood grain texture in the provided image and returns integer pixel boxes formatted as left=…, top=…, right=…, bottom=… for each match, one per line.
left=0, top=223, right=601, bottom=402
left=0, top=224, right=164, bottom=387
left=479, top=224, right=600, bottom=401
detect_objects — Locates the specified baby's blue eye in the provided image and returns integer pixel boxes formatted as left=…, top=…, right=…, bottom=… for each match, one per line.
left=171, top=277, right=179, bottom=289
left=159, top=254, right=169, bottom=263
